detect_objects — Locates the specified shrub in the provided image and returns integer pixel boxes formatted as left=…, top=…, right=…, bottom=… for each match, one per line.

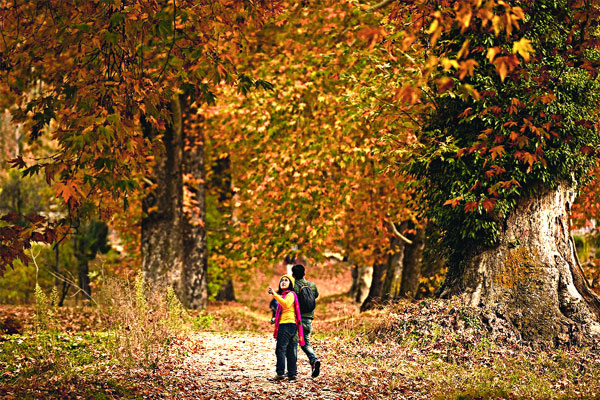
left=97, top=275, right=190, bottom=370
left=191, top=313, right=214, bottom=331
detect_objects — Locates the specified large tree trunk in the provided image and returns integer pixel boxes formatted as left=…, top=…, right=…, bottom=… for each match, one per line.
left=355, top=265, right=373, bottom=304
left=349, top=264, right=373, bottom=304
left=142, top=98, right=185, bottom=300
left=360, top=262, right=386, bottom=311
left=399, top=225, right=425, bottom=299
left=182, top=99, right=208, bottom=309
left=439, top=183, right=600, bottom=343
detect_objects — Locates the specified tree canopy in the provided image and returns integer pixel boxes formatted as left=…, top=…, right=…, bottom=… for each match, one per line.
left=0, top=0, right=281, bottom=273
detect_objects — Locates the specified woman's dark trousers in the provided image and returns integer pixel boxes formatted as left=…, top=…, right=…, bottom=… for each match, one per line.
left=275, top=323, right=298, bottom=377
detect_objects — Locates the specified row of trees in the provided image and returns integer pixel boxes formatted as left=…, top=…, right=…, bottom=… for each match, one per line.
left=1, top=0, right=600, bottom=343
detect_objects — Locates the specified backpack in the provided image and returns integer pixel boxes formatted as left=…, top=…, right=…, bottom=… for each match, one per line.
left=297, top=282, right=316, bottom=314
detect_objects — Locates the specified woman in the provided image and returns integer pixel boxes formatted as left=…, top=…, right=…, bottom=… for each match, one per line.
left=268, top=274, right=305, bottom=381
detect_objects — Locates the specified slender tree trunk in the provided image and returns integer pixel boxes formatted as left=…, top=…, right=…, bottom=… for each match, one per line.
left=182, top=99, right=208, bottom=309
left=400, top=225, right=425, bottom=299
left=207, top=153, right=237, bottom=303
left=54, top=244, right=60, bottom=289
left=53, top=244, right=69, bottom=306
left=440, top=183, right=600, bottom=343
left=72, top=231, right=92, bottom=300
left=349, top=264, right=359, bottom=298
left=215, top=276, right=236, bottom=301
left=142, top=98, right=185, bottom=300
left=382, top=222, right=408, bottom=301
left=77, top=258, right=91, bottom=300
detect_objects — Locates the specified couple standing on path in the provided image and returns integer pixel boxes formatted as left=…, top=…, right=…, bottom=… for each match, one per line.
left=267, top=264, right=321, bottom=381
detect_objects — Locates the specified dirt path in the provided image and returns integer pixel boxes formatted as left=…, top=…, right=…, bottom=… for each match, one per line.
left=158, top=331, right=413, bottom=400
left=170, top=332, right=345, bottom=399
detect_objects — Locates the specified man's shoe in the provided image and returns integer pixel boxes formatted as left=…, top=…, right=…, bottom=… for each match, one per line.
left=288, top=375, right=297, bottom=381
left=311, top=359, right=321, bottom=378
left=268, top=375, right=286, bottom=382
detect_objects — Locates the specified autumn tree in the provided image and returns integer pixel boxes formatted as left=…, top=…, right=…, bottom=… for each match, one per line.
left=198, top=0, right=426, bottom=308
left=398, top=0, right=600, bottom=342
left=0, top=1, right=281, bottom=308
left=571, top=165, right=600, bottom=289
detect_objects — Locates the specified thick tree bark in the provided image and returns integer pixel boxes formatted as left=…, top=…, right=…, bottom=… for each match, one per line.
left=400, top=225, right=425, bottom=299
left=182, top=99, right=208, bottom=309
left=361, top=261, right=386, bottom=311
left=349, top=264, right=373, bottom=304
left=142, top=98, right=185, bottom=300
left=439, top=183, right=600, bottom=343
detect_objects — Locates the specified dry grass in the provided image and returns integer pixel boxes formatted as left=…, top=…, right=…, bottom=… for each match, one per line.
left=96, top=276, right=189, bottom=370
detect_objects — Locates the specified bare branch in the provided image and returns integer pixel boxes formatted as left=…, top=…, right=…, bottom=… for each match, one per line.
left=385, top=220, right=413, bottom=244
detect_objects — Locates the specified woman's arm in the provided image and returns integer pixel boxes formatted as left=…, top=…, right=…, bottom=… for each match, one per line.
left=272, top=292, right=294, bottom=308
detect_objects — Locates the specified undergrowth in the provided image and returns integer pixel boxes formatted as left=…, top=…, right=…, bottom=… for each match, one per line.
left=97, top=275, right=190, bottom=370
left=3, top=287, right=600, bottom=399
left=1, top=276, right=191, bottom=398
left=352, top=299, right=600, bottom=399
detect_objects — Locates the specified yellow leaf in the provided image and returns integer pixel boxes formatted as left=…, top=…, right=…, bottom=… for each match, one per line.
left=496, top=61, right=507, bottom=82
left=443, top=195, right=463, bottom=208
left=457, top=9, right=472, bottom=31
left=440, top=57, right=459, bottom=72
left=426, top=19, right=439, bottom=35
left=512, top=38, right=534, bottom=62
left=457, top=40, right=470, bottom=60
left=486, top=47, right=500, bottom=63
left=492, top=15, right=502, bottom=36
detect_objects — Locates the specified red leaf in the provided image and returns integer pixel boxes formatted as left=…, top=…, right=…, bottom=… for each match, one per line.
left=482, top=198, right=497, bottom=212
left=443, top=195, right=464, bottom=208
left=464, top=201, right=478, bottom=213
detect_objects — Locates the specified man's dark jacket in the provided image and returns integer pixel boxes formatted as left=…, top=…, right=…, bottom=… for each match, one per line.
left=293, top=278, right=319, bottom=321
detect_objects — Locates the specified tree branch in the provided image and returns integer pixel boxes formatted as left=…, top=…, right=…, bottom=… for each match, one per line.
left=385, top=220, right=413, bottom=244
left=367, top=0, right=396, bottom=13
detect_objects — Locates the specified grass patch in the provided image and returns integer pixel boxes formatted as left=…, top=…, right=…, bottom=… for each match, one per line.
left=0, top=331, right=145, bottom=399
left=0, top=332, right=108, bottom=382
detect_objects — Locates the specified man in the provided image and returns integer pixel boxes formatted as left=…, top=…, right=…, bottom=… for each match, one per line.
left=291, top=264, right=321, bottom=378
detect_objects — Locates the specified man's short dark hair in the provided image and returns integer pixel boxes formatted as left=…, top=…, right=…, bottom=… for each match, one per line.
left=292, top=264, right=305, bottom=279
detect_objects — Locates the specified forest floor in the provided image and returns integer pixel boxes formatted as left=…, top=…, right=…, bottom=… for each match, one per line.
left=3, top=283, right=600, bottom=399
